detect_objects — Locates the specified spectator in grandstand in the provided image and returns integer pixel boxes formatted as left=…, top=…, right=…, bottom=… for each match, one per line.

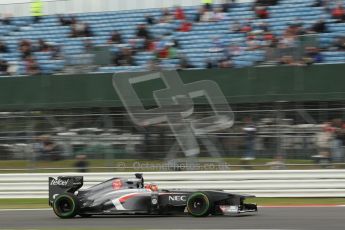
left=179, top=56, right=194, bottom=69
left=147, top=59, right=160, bottom=71
left=202, top=0, right=213, bottom=11
left=310, top=19, right=327, bottom=33
left=218, top=57, right=233, bottom=68
left=136, top=24, right=151, bottom=40
left=255, top=6, right=269, bottom=19
left=178, top=20, right=192, bottom=32
left=291, top=19, right=306, bottom=35
left=330, top=118, right=345, bottom=162
left=154, top=41, right=177, bottom=59
left=226, top=43, right=245, bottom=57
left=0, top=60, right=9, bottom=76
left=206, top=59, right=216, bottom=68
left=172, top=39, right=180, bottom=49
left=145, top=14, right=156, bottom=25
left=157, top=45, right=169, bottom=59
left=19, top=39, right=33, bottom=59
left=25, top=56, right=40, bottom=74
left=25, top=55, right=40, bottom=75
left=146, top=38, right=156, bottom=52
left=194, top=7, right=204, bottom=22
left=50, top=43, right=62, bottom=60
left=160, top=8, right=174, bottom=23
left=302, top=46, right=323, bottom=65
left=242, top=117, right=257, bottom=160
left=263, top=32, right=278, bottom=61
left=36, top=39, right=51, bottom=52
left=167, top=43, right=177, bottom=59
left=230, top=21, right=241, bottom=33
left=333, top=36, right=345, bottom=51
left=0, top=40, right=8, bottom=53
left=58, top=15, right=72, bottom=26
left=7, top=61, right=18, bottom=76
left=108, top=31, right=123, bottom=44
left=254, top=0, right=278, bottom=6
left=70, top=22, right=81, bottom=37
left=213, top=7, right=227, bottom=21
left=240, top=22, right=252, bottom=33
left=154, top=38, right=166, bottom=51
left=71, top=21, right=93, bottom=37
left=31, top=0, right=43, bottom=23
left=201, top=8, right=215, bottom=22
left=246, top=33, right=261, bottom=50
left=278, top=55, right=298, bottom=66
left=331, top=3, right=345, bottom=22
left=174, top=6, right=185, bottom=20
left=83, top=23, right=93, bottom=37
left=221, top=0, right=236, bottom=13
left=74, top=154, right=89, bottom=173
left=263, top=31, right=276, bottom=45
left=278, top=25, right=298, bottom=51
left=113, top=48, right=134, bottom=66
left=70, top=16, right=77, bottom=26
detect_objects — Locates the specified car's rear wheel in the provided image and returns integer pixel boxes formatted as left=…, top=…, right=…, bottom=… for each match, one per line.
left=187, top=192, right=211, bottom=217
left=53, top=194, right=79, bottom=218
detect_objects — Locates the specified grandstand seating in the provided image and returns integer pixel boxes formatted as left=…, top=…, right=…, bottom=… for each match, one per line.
left=0, top=0, right=344, bottom=75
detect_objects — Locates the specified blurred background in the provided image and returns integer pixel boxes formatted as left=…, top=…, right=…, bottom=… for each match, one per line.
left=0, top=0, right=345, bottom=172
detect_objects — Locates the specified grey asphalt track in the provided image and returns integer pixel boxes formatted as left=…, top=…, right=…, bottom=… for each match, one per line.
left=0, top=207, right=345, bottom=229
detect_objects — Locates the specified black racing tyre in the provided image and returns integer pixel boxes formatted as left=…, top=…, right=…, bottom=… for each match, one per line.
left=187, top=192, right=211, bottom=217
left=53, top=194, right=79, bottom=218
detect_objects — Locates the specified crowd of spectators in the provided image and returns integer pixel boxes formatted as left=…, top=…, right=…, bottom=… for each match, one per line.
left=0, top=37, right=63, bottom=76
left=58, top=15, right=93, bottom=37
left=316, top=118, right=345, bottom=163
left=103, top=1, right=343, bottom=70
left=1, top=0, right=345, bottom=76
left=33, top=135, right=63, bottom=161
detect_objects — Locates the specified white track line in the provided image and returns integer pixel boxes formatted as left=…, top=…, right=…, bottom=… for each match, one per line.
left=259, top=205, right=345, bottom=208
left=0, top=208, right=50, bottom=211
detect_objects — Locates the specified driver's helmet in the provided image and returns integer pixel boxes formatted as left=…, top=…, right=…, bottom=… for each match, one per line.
left=144, top=183, right=158, bottom=191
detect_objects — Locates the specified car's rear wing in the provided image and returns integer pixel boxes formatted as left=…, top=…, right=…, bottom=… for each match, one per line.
left=48, top=176, right=83, bottom=206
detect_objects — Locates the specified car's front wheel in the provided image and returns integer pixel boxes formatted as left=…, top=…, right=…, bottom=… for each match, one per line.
left=53, top=194, right=79, bottom=218
left=187, top=192, right=211, bottom=217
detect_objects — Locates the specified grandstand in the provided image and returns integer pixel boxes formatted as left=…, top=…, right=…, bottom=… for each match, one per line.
left=0, top=0, right=344, bottom=76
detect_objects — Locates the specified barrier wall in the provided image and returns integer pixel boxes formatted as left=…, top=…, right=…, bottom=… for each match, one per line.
left=1, top=64, right=345, bottom=111
left=1, top=170, right=345, bottom=198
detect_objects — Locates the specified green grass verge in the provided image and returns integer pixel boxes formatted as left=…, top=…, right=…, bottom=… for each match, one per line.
left=1, top=198, right=345, bottom=209
left=0, top=198, right=48, bottom=209
left=1, top=158, right=342, bottom=173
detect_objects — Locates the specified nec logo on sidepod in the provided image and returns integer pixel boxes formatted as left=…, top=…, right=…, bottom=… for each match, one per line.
left=168, top=195, right=187, bottom=202
left=50, top=178, right=69, bottom=186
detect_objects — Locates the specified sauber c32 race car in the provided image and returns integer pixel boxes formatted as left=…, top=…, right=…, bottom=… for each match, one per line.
left=49, top=173, right=257, bottom=218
